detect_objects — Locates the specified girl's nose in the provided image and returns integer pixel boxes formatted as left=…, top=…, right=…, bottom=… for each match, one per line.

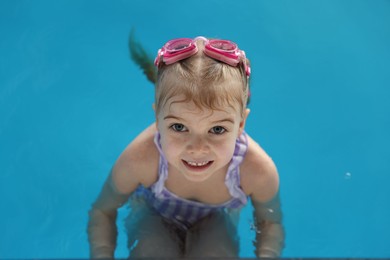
left=187, top=135, right=209, bottom=154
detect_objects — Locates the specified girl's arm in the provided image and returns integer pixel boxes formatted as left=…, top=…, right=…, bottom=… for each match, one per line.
left=252, top=192, right=285, bottom=258
left=242, top=135, right=285, bottom=257
left=87, top=123, right=158, bottom=258
left=87, top=172, right=130, bottom=258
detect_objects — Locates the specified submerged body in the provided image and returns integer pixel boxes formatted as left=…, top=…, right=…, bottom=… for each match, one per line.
left=87, top=36, right=284, bottom=258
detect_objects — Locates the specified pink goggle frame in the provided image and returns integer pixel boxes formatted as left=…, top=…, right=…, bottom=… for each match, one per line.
left=154, top=36, right=251, bottom=77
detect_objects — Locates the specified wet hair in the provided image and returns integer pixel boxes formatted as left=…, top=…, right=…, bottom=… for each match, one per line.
left=129, top=33, right=250, bottom=118
left=155, top=40, right=250, bottom=118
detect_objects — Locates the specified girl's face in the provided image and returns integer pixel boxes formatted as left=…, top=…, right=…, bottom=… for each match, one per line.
left=156, top=95, right=249, bottom=183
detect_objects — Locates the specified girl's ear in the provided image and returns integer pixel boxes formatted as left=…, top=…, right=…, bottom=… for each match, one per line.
left=152, top=103, right=156, bottom=111
left=238, top=108, right=250, bottom=136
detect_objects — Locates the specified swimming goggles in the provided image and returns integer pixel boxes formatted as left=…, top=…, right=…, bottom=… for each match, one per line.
left=154, top=36, right=251, bottom=77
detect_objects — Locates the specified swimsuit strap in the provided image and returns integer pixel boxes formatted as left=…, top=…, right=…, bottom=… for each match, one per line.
left=225, top=132, right=249, bottom=205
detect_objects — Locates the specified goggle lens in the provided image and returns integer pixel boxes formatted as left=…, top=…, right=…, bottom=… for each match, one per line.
left=165, top=38, right=193, bottom=53
left=209, top=40, right=237, bottom=52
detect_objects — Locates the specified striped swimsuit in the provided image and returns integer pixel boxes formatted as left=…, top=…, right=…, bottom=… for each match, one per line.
left=138, top=131, right=249, bottom=230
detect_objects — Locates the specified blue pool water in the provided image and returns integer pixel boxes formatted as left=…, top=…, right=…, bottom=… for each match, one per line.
left=1, top=0, right=389, bottom=258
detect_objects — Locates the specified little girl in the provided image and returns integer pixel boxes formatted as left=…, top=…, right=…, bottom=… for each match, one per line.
left=87, top=36, right=285, bottom=258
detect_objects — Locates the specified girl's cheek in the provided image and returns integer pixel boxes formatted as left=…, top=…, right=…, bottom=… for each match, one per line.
left=161, top=136, right=182, bottom=152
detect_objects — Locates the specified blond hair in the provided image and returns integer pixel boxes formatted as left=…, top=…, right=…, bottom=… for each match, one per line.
left=154, top=40, right=250, bottom=118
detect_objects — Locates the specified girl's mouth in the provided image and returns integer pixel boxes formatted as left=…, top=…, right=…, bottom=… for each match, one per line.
left=182, top=160, right=213, bottom=171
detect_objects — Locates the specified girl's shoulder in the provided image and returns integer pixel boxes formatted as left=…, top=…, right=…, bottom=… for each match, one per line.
left=111, top=123, right=159, bottom=194
left=240, top=133, right=280, bottom=202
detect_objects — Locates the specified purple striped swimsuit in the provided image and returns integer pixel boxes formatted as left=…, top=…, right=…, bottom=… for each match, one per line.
left=139, top=131, right=249, bottom=230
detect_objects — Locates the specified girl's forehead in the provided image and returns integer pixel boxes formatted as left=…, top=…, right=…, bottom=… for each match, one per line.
left=161, top=97, right=241, bottom=117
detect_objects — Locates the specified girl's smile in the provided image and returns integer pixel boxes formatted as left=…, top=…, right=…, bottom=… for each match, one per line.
left=182, top=159, right=214, bottom=171
left=181, top=160, right=214, bottom=182
left=183, top=160, right=213, bottom=168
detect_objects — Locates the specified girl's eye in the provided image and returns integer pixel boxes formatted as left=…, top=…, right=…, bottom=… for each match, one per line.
left=210, top=126, right=227, bottom=135
left=171, top=123, right=187, bottom=132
